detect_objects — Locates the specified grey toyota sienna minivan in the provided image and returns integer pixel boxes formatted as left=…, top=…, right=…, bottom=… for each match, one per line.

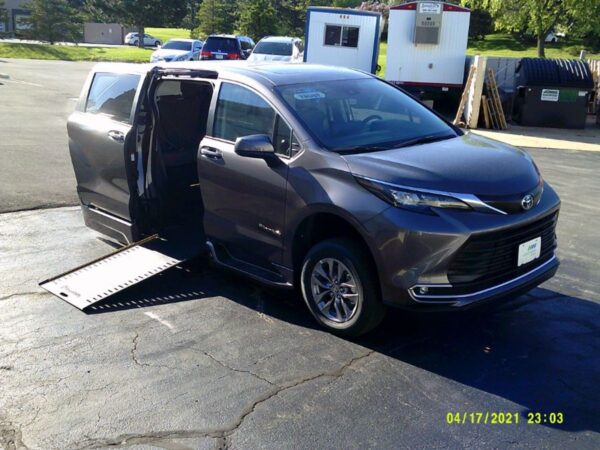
left=67, top=62, right=560, bottom=336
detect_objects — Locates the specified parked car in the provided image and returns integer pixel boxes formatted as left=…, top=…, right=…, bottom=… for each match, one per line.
left=64, top=62, right=560, bottom=336
left=124, top=32, right=161, bottom=47
left=545, top=31, right=566, bottom=43
left=248, top=36, right=303, bottom=63
left=151, top=39, right=204, bottom=62
left=200, top=35, right=255, bottom=60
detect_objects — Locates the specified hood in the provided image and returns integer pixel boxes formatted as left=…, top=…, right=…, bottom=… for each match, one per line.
left=248, top=53, right=292, bottom=63
left=342, top=133, right=540, bottom=197
left=151, top=49, right=189, bottom=60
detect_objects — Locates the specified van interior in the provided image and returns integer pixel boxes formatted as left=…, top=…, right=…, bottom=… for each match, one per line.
left=143, top=78, right=214, bottom=233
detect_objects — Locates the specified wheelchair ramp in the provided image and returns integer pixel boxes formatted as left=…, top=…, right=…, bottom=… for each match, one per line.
left=40, top=230, right=204, bottom=310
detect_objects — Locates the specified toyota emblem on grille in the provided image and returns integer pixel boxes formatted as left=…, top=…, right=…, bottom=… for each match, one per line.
left=521, top=194, right=534, bottom=210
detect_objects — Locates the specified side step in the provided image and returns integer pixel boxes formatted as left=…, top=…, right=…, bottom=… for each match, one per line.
left=40, top=230, right=205, bottom=310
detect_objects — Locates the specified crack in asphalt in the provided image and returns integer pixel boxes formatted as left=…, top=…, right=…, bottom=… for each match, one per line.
left=75, top=349, right=375, bottom=449
left=191, top=348, right=275, bottom=386
left=0, top=203, right=78, bottom=215
left=130, top=332, right=150, bottom=368
left=0, top=292, right=46, bottom=302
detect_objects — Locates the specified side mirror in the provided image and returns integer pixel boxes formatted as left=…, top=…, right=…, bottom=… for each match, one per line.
left=234, top=134, right=274, bottom=157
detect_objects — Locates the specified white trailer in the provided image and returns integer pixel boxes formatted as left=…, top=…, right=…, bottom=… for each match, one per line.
left=304, top=7, right=381, bottom=74
left=385, top=2, right=470, bottom=89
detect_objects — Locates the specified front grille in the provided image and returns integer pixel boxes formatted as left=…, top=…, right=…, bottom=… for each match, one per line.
left=447, top=211, right=558, bottom=293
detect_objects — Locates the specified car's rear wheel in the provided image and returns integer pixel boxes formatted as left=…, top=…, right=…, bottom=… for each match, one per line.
left=300, top=238, right=386, bottom=337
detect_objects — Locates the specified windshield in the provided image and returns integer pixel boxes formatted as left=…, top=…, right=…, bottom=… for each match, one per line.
left=277, top=78, right=457, bottom=152
left=163, top=40, right=192, bottom=51
left=254, top=41, right=293, bottom=56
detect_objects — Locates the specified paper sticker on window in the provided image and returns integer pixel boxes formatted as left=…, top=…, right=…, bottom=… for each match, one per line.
left=294, top=91, right=326, bottom=100
left=541, top=89, right=559, bottom=102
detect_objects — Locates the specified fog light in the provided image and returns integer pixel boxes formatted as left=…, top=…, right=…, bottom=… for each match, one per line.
left=418, top=286, right=429, bottom=295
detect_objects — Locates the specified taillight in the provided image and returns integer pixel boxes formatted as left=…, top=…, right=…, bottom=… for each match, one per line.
left=201, top=51, right=211, bottom=58
left=227, top=53, right=240, bottom=60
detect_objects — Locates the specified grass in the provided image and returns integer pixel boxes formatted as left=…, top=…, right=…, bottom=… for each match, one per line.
left=145, top=27, right=191, bottom=43
left=1, top=30, right=598, bottom=65
left=0, top=42, right=152, bottom=62
left=466, top=34, right=599, bottom=59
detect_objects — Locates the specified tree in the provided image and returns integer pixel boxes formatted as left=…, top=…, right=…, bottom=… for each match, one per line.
left=119, top=0, right=187, bottom=47
left=464, top=0, right=599, bottom=57
left=181, top=0, right=203, bottom=36
left=468, top=8, right=493, bottom=41
left=194, top=0, right=236, bottom=37
left=82, top=0, right=125, bottom=23
left=23, top=0, right=82, bottom=44
left=237, top=0, right=278, bottom=40
left=0, top=0, right=7, bottom=34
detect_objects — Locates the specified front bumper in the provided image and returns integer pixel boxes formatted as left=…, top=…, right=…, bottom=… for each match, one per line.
left=361, top=183, right=561, bottom=309
left=408, top=254, right=559, bottom=308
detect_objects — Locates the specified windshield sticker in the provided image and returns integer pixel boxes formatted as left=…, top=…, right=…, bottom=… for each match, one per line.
left=293, top=91, right=326, bottom=100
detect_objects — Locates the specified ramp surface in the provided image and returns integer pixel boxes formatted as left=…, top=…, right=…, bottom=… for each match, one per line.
left=40, top=230, right=204, bottom=310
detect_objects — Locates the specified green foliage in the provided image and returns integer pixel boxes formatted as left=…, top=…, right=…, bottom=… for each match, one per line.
left=468, top=8, right=493, bottom=41
left=194, top=0, right=237, bottom=37
left=23, top=0, right=83, bottom=44
left=0, top=0, right=7, bottom=25
left=120, top=0, right=187, bottom=28
left=237, top=0, right=278, bottom=40
left=332, top=0, right=361, bottom=7
left=82, top=0, right=124, bottom=23
left=464, top=0, right=600, bottom=57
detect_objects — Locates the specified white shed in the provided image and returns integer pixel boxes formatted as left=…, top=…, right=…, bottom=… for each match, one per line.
left=304, top=7, right=381, bottom=74
left=385, top=2, right=470, bottom=88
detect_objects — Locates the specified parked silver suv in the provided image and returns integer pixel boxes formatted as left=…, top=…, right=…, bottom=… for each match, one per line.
left=66, top=62, right=560, bottom=335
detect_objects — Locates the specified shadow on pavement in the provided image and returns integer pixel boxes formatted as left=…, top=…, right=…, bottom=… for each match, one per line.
left=85, top=259, right=600, bottom=434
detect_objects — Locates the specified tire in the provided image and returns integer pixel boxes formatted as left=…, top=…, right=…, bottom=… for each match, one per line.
left=132, top=40, right=138, bottom=46
left=300, top=238, right=386, bottom=337
left=155, top=41, right=160, bottom=47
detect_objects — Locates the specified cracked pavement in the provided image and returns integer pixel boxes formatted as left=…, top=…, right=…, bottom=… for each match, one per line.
left=1, top=59, right=600, bottom=449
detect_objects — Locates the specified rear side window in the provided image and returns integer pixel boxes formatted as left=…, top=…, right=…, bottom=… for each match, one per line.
left=214, top=83, right=275, bottom=142
left=85, top=72, right=140, bottom=123
left=204, top=37, right=238, bottom=52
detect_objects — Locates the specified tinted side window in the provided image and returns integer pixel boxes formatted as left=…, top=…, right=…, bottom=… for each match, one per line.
left=214, top=83, right=275, bottom=142
left=85, top=72, right=140, bottom=123
left=324, top=25, right=341, bottom=46
left=342, top=27, right=359, bottom=47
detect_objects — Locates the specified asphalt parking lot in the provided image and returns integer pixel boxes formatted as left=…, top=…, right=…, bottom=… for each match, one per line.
left=1, top=59, right=599, bottom=449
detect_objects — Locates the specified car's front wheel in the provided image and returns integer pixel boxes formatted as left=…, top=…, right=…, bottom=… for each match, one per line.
left=300, top=238, right=386, bottom=337
left=155, top=41, right=160, bottom=47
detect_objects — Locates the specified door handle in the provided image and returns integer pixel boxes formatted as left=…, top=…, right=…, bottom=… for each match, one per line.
left=108, top=130, right=125, bottom=143
left=200, top=146, right=222, bottom=159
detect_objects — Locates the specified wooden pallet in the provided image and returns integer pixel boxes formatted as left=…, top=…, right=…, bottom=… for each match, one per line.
left=483, top=68, right=507, bottom=130
left=453, top=65, right=476, bottom=126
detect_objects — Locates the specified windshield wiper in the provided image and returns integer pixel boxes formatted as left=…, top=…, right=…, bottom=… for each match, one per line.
left=393, top=134, right=457, bottom=149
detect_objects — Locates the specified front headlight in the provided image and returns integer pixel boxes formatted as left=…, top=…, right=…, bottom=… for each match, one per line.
left=355, top=176, right=471, bottom=213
